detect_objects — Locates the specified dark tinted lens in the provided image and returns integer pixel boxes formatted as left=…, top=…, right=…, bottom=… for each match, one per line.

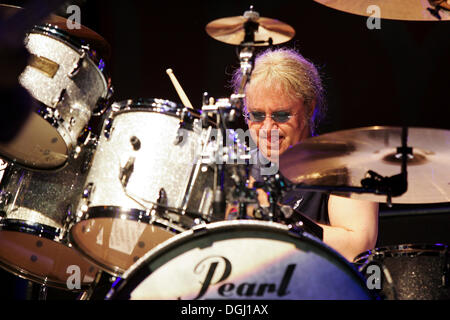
left=249, top=111, right=266, bottom=122
left=272, top=111, right=292, bottom=123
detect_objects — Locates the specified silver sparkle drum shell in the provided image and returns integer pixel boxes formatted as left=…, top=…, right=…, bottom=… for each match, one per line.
left=69, top=99, right=214, bottom=276
left=106, top=220, right=375, bottom=300
left=0, top=24, right=110, bottom=170
left=354, top=244, right=450, bottom=300
left=0, top=144, right=99, bottom=290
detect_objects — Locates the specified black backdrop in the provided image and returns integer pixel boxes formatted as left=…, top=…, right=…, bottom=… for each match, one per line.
left=80, top=0, right=450, bottom=243
left=82, top=0, right=450, bottom=133
left=8, top=0, right=449, bottom=131
left=1, top=0, right=450, bottom=299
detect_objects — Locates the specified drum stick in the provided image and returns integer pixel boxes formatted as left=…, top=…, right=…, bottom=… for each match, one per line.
left=166, top=68, right=195, bottom=110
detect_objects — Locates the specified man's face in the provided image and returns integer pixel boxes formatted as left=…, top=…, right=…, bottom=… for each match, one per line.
left=246, top=83, right=310, bottom=161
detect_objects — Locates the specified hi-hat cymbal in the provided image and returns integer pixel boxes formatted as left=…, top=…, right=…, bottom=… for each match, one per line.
left=206, top=15, right=296, bottom=46
left=279, top=126, right=450, bottom=204
left=0, top=4, right=111, bottom=59
left=314, top=0, right=450, bottom=21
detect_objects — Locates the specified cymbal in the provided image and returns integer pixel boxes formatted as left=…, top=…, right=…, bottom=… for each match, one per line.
left=279, top=126, right=450, bottom=204
left=314, top=0, right=450, bottom=21
left=0, top=4, right=111, bottom=59
left=206, top=15, right=296, bottom=46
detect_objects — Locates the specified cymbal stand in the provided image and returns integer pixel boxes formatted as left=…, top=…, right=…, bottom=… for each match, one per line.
left=201, top=6, right=280, bottom=219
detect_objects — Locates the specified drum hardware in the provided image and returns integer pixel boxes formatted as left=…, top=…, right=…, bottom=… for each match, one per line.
left=279, top=126, right=450, bottom=205
left=201, top=7, right=293, bottom=222
left=68, top=49, right=87, bottom=79
left=119, top=156, right=135, bottom=188
left=0, top=191, right=11, bottom=208
left=38, top=282, right=48, bottom=301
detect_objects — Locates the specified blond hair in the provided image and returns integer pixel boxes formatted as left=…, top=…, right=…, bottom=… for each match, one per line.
left=232, top=48, right=326, bottom=135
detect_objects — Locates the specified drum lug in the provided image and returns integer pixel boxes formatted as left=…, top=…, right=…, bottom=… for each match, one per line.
left=80, top=146, right=96, bottom=174
left=68, top=50, right=86, bottom=78
left=52, top=88, right=67, bottom=109
left=192, top=222, right=208, bottom=233
left=103, top=116, right=114, bottom=139
left=119, top=157, right=135, bottom=188
left=82, top=183, right=94, bottom=201
left=63, top=204, right=75, bottom=230
left=93, top=86, right=114, bottom=116
left=77, top=183, right=94, bottom=221
left=174, top=108, right=191, bottom=145
left=0, top=191, right=11, bottom=208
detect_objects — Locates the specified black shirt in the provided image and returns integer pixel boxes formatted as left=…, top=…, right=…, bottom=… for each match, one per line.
left=250, top=150, right=330, bottom=225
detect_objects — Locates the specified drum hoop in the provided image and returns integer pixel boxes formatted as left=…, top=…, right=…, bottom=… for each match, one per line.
left=354, top=243, right=449, bottom=262
left=0, top=219, right=93, bottom=290
left=76, top=206, right=189, bottom=233
left=0, top=258, right=90, bottom=291
left=107, top=220, right=372, bottom=300
left=0, top=218, right=64, bottom=242
left=109, top=98, right=213, bottom=128
left=29, top=24, right=111, bottom=95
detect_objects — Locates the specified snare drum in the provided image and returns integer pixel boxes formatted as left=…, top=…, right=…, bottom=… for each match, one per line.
left=0, top=24, right=111, bottom=170
left=354, top=244, right=450, bottom=300
left=106, top=220, right=375, bottom=300
left=0, top=144, right=98, bottom=290
left=69, top=99, right=216, bottom=276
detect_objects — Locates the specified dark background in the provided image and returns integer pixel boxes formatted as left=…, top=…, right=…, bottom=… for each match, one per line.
left=1, top=0, right=450, bottom=299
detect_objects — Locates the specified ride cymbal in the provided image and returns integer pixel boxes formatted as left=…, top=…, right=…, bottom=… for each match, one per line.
left=279, top=126, right=450, bottom=204
left=206, top=14, right=295, bottom=46
left=314, top=0, right=450, bottom=21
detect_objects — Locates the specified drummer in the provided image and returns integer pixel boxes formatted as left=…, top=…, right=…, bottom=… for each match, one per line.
left=231, top=47, right=379, bottom=262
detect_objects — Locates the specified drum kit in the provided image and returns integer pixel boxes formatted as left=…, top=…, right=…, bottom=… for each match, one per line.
left=0, top=3, right=449, bottom=300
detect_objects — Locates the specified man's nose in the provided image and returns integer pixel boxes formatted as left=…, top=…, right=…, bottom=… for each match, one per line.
left=261, top=116, right=277, bottom=131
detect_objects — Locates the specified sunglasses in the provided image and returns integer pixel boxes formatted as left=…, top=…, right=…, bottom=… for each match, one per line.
left=244, top=111, right=298, bottom=123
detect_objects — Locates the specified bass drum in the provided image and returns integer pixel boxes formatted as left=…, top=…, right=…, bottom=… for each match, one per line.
left=354, top=244, right=450, bottom=300
left=106, top=220, right=376, bottom=300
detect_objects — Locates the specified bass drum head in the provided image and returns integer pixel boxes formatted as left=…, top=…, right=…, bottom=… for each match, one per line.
left=0, top=112, right=68, bottom=170
left=107, top=220, right=375, bottom=300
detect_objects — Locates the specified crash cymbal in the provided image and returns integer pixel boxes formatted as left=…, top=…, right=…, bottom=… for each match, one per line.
left=206, top=14, right=295, bottom=46
left=314, top=0, right=450, bottom=21
left=279, top=126, right=450, bottom=204
left=0, top=4, right=111, bottom=59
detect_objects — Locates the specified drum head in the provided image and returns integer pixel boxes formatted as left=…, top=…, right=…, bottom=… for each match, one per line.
left=69, top=208, right=187, bottom=276
left=108, top=220, right=374, bottom=300
left=0, top=113, right=68, bottom=170
left=0, top=228, right=98, bottom=289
